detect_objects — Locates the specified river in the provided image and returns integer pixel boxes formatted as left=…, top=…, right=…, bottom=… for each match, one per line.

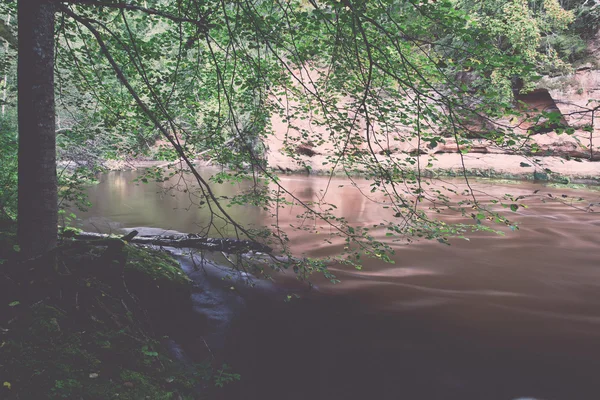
left=74, top=169, right=600, bottom=400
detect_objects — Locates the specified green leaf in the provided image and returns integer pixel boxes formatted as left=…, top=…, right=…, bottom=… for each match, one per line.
left=510, top=204, right=519, bottom=212
left=141, top=345, right=158, bottom=357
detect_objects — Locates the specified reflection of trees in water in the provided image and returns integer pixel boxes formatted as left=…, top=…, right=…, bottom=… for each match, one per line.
left=339, top=186, right=369, bottom=223
left=77, top=170, right=263, bottom=236
left=298, top=185, right=315, bottom=201
left=77, top=171, right=600, bottom=262
left=273, top=176, right=371, bottom=229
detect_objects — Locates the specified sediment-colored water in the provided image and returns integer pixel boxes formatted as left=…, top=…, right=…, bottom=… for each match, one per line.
left=76, top=170, right=600, bottom=400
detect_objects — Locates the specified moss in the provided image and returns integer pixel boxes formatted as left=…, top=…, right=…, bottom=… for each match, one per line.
left=413, top=167, right=600, bottom=186
left=1, top=304, right=106, bottom=400
left=546, top=182, right=600, bottom=191
left=533, top=170, right=549, bottom=181
left=0, top=242, right=202, bottom=400
left=124, top=245, right=191, bottom=288
left=123, top=246, right=193, bottom=317
left=279, top=163, right=600, bottom=186
left=28, top=304, right=66, bottom=337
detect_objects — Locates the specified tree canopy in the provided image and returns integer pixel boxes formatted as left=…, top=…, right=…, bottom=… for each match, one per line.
left=0, top=0, right=593, bottom=268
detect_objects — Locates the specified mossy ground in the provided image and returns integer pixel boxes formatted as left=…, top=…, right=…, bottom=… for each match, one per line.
left=0, top=228, right=221, bottom=400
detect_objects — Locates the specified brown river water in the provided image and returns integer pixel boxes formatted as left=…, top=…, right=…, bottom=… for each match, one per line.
left=74, top=169, right=600, bottom=400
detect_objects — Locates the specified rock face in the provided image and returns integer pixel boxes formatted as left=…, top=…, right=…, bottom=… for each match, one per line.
left=264, top=52, right=600, bottom=179
left=515, top=89, right=568, bottom=133
left=541, top=66, right=600, bottom=129
left=537, top=67, right=600, bottom=159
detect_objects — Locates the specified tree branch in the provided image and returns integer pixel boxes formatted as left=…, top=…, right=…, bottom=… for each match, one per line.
left=58, top=4, right=267, bottom=248
left=58, top=0, right=210, bottom=30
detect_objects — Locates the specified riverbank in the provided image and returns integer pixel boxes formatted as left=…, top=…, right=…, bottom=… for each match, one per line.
left=265, top=150, right=600, bottom=184
left=93, top=153, right=600, bottom=188
left=66, top=126, right=600, bottom=185
left=0, top=227, right=235, bottom=399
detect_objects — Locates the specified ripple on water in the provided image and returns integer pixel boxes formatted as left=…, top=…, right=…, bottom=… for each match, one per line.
left=332, top=266, right=441, bottom=279
left=384, top=297, right=454, bottom=312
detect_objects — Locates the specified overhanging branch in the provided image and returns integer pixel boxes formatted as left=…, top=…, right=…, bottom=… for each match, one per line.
left=58, top=4, right=267, bottom=249
left=58, top=0, right=210, bottom=30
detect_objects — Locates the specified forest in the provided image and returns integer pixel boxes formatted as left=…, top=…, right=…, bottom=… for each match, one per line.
left=1, top=0, right=600, bottom=399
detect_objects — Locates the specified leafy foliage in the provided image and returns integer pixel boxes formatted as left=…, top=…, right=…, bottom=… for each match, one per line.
left=1, top=0, right=594, bottom=276
left=37, top=0, right=591, bottom=277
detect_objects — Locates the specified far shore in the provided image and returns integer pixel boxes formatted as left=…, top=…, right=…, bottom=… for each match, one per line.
left=61, top=152, right=600, bottom=186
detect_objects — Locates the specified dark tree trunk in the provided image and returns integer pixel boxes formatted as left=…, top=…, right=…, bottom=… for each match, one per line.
left=17, top=0, right=57, bottom=256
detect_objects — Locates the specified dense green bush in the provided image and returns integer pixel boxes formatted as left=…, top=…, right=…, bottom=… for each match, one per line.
left=542, top=33, right=588, bottom=64
left=567, top=0, right=600, bottom=39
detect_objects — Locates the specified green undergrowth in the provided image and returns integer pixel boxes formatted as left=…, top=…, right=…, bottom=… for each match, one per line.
left=0, top=232, right=230, bottom=399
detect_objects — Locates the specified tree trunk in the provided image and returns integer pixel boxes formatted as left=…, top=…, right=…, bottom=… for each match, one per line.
left=17, top=0, right=57, bottom=256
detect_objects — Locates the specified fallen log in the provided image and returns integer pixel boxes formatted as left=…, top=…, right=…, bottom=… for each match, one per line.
left=67, top=231, right=273, bottom=254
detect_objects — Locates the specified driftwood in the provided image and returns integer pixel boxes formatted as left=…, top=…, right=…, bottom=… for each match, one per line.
left=67, top=230, right=273, bottom=254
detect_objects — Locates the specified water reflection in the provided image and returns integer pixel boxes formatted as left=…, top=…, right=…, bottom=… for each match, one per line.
left=79, top=170, right=264, bottom=235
